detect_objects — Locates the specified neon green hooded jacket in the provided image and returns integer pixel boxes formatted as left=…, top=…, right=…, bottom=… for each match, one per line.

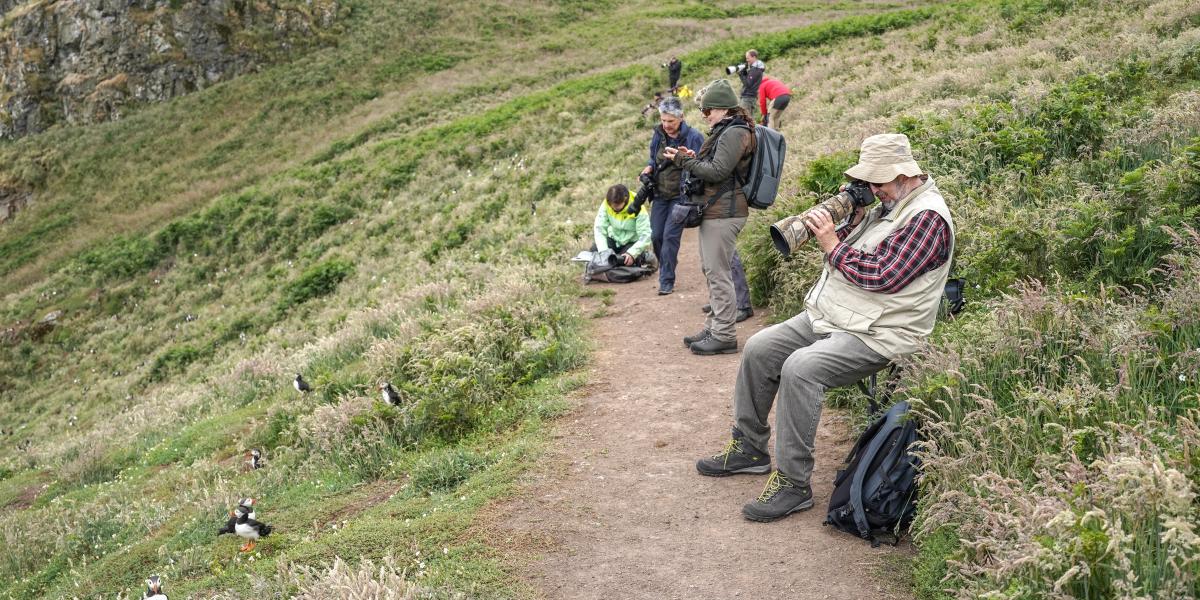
left=593, top=190, right=651, bottom=257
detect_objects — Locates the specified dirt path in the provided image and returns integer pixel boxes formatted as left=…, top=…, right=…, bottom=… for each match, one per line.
left=491, top=229, right=914, bottom=599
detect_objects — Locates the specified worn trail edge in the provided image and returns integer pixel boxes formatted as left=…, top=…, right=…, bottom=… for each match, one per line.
left=490, top=230, right=914, bottom=600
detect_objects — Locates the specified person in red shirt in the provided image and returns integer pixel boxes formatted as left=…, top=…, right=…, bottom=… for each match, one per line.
left=757, top=76, right=792, bottom=130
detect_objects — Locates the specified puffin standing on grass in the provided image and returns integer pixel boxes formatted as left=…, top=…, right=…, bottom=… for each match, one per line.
left=218, top=498, right=256, bottom=535
left=245, top=449, right=263, bottom=470
left=234, top=509, right=272, bottom=552
left=227, top=498, right=272, bottom=552
left=294, top=373, right=312, bottom=394
left=143, top=575, right=167, bottom=600
left=379, top=381, right=401, bottom=406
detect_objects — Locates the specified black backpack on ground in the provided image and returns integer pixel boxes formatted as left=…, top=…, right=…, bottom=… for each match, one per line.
left=824, top=400, right=920, bottom=547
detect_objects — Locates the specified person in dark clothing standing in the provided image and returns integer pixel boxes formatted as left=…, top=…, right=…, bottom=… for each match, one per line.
left=737, top=50, right=766, bottom=121
left=666, top=56, right=682, bottom=91
left=642, top=97, right=755, bottom=314
left=642, top=97, right=703, bottom=296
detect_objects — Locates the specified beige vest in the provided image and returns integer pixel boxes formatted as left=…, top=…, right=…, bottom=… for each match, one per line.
left=804, top=177, right=955, bottom=361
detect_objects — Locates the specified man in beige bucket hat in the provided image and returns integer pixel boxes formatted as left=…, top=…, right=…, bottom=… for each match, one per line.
left=696, top=133, right=956, bottom=523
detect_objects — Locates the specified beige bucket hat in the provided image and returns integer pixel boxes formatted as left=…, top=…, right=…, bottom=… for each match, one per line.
left=844, top=133, right=924, bottom=184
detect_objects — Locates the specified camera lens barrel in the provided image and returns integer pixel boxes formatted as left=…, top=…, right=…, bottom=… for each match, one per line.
left=770, top=215, right=808, bottom=257
left=770, top=191, right=862, bottom=256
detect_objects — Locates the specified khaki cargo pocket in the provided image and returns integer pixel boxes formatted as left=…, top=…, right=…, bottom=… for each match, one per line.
left=818, top=297, right=882, bottom=334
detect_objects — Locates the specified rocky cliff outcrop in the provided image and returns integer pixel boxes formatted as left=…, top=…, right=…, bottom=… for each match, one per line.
left=0, top=0, right=344, bottom=139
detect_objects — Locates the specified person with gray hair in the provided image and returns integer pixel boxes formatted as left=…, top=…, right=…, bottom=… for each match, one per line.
left=642, top=96, right=756, bottom=318
left=695, top=133, right=955, bottom=522
left=642, top=96, right=703, bottom=295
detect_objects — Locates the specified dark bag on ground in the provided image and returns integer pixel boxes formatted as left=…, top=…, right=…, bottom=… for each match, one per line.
left=588, top=265, right=653, bottom=283
left=824, top=400, right=920, bottom=547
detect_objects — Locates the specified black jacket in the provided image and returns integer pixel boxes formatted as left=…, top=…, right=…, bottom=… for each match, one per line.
left=738, top=60, right=766, bottom=99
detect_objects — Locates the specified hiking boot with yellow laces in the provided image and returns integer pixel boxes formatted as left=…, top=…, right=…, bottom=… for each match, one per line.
left=742, top=471, right=813, bottom=522
left=695, top=428, right=771, bottom=477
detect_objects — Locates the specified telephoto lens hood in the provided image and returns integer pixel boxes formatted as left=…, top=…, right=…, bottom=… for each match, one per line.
left=771, top=182, right=877, bottom=256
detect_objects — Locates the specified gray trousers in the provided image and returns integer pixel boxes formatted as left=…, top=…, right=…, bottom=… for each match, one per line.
left=698, top=216, right=746, bottom=342
left=733, top=312, right=890, bottom=484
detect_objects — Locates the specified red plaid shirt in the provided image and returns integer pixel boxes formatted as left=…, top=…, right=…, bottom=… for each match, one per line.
left=828, top=209, right=951, bottom=293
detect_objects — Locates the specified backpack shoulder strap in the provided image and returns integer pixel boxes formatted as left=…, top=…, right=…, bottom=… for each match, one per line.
left=848, top=402, right=911, bottom=540
left=727, top=122, right=756, bottom=187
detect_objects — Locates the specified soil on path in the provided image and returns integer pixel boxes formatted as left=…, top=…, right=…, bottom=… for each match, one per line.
left=490, top=228, right=914, bottom=600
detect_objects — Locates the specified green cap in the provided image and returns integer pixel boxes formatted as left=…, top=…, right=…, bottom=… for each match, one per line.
left=699, top=79, right=739, bottom=110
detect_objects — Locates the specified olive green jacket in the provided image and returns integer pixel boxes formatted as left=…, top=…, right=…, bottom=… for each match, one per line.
left=673, top=116, right=754, bottom=219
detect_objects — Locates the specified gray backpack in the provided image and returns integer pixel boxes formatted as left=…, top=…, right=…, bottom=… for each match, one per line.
left=735, top=124, right=787, bottom=210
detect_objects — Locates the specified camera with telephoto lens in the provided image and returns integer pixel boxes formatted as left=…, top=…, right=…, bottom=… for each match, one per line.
left=769, top=180, right=876, bottom=257
left=725, top=63, right=748, bottom=75
left=628, top=171, right=657, bottom=214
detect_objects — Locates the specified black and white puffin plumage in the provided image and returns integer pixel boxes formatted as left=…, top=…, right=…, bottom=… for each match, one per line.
left=379, top=382, right=401, bottom=405
left=246, top=449, right=262, bottom=470
left=218, top=498, right=256, bottom=535
left=232, top=502, right=272, bottom=552
left=143, top=574, right=167, bottom=600
left=294, top=373, right=312, bottom=393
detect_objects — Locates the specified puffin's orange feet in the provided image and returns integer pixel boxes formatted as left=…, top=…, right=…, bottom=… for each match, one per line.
left=239, top=540, right=256, bottom=552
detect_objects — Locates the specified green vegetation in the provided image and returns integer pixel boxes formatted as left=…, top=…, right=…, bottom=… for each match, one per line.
left=736, top=0, right=1200, bottom=596
left=1, top=0, right=1197, bottom=596
left=4, top=1, right=930, bottom=596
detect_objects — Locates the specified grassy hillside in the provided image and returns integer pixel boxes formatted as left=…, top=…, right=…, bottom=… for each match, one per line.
left=0, top=0, right=1197, bottom=597
left=0, top=1, right=933, bottom=597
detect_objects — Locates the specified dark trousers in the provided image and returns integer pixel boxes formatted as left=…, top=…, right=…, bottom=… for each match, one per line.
left=731, top=251, right=751, bottom=311
left=650, top=197, right=684, bottom=288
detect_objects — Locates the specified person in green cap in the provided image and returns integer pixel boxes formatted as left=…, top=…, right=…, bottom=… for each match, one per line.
left=662, top=78, right=756, bottom=355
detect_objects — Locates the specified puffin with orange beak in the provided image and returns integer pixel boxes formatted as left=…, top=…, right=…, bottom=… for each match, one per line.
left=218, top=497, right=272, bottom=552
left=143, top=575, right=167, bottom=599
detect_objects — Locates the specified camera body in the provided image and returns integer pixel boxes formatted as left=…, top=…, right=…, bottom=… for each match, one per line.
left=841, top=180, right=875, bottom=208
left=769, top=181, right=877, bottom=257
left=638, top=171, right=656, bottom=191
left=725, top=63, right=748, bottom=75
left=681, top=172, right=704, bottom=198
